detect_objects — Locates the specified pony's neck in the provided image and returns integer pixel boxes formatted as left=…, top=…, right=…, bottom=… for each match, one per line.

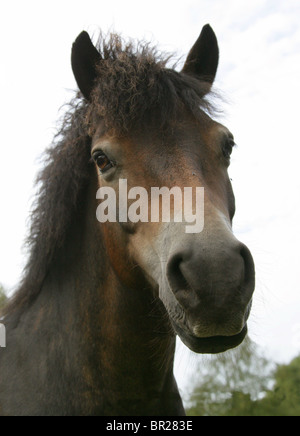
left=85, top=268, right=180, bottom=415
left=30, top=177, right=182, bottom=415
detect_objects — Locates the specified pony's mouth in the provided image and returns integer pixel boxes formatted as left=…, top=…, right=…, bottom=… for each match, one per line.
left=173, top=322, right=248, bottom=354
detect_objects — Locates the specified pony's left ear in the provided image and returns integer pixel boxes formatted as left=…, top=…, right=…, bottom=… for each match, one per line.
left=71, top=31, right=102, bottom=101
left=182, top=24, right=219, bottom=86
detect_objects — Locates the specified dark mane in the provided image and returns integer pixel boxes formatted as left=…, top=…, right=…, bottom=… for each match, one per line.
left=3, top=98, right=92, bottom=317
left=4, top=32, right=216, bottom=317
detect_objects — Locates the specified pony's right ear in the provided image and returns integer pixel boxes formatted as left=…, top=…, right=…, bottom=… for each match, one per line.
left=71, top=31, right=101, bottom=101
left=182, top=24, right=219, bottom=86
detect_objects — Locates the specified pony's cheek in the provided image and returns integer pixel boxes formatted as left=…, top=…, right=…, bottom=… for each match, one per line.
left=127, top=222, right=164, bottom=285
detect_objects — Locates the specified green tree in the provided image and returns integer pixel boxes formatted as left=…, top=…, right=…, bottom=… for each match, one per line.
left=186, top=338, right=275, bottom=416
left=256, top=356, right=300, bottom=416
left=0, top=284, right=7, bottom=310
left=186, top=338, right=300, bottom=416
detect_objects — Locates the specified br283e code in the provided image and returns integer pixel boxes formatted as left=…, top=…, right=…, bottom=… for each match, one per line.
left=150, top=421, right=192, bottom=431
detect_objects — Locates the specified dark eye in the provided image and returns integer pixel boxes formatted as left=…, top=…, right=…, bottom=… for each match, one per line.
left=222, top=136, right=235, bottom=160
left=92, top=151, right=115, bottom=173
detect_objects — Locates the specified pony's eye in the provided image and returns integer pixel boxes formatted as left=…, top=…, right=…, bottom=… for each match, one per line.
left=222, top=137, right=235, bottom=160
left=92, top=151, right=114, bottom=173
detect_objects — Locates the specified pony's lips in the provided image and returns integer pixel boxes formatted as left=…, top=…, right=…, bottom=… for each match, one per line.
left=173, top=322, right=248, bottom=354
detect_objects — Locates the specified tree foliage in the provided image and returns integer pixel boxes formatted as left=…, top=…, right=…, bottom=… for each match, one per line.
left=186, top=338, right=300, bottom=416
left=0, top=284, right=7, bottom=311
left=256, top=356, right=300, bottom=416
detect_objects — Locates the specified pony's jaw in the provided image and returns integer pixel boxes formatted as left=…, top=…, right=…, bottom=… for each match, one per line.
left=129, top=219, right=255, bottom=354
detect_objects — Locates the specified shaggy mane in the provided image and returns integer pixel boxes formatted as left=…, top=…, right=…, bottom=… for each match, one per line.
left=87, top=32, right=215, bottom=135
left=3, top=32, right=216, bottom=317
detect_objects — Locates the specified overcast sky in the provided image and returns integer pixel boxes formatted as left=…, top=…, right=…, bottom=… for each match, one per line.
left=1, top=0, right=300, bottom=394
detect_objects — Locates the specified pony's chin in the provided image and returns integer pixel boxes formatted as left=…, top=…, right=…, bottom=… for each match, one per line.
left=173, top=323, right=248, bottom=354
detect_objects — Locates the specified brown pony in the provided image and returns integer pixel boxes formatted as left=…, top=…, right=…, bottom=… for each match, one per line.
left=0, top=25, right=255, bottom=416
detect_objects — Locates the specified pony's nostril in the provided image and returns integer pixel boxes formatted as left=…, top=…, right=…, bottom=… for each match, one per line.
left=167, top=253, right=190, bottom=292
left=239, top=244, right=255, bottom=289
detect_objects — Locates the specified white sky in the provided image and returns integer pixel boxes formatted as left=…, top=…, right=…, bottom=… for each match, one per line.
left=1, top=0, right=300, bottom=395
